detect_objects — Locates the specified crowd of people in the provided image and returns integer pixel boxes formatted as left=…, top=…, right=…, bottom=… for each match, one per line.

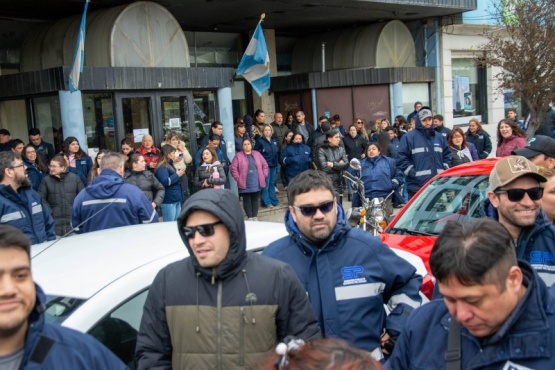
left=3, top=103, right=555, bottom=369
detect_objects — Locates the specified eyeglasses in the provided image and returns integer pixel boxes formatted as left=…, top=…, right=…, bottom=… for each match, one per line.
left=26, top=150, right=36, bottom=154
left=356, top=121, right=363, bottom=124
left=182, top=221, right=223, bottom=239
left=494, top=187, right=543, bottom=202
left=10, top=164, right=26, bottom=170
left=292, top=200, right=334, bottom=217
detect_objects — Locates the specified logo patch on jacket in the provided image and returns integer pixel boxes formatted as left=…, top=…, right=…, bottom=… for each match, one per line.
left=502, top=361, right=533, bottom=370
left=341, top=266, right=367, bottom=285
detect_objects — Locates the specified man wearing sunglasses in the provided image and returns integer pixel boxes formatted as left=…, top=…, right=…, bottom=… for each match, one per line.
left=136, top=189, right=320, bottom=369
left=262, top=170, right=422, bottom=361
left=485, top=155, right=555, bottom=286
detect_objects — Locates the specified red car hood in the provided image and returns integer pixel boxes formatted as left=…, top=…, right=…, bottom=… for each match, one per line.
left=381, top=229, right=437, bottom=273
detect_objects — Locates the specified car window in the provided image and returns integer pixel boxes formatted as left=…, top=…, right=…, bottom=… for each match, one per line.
left=44, top=295, right=85, bottom=325
left=392, top=174, right=490, bottom=235
left=88, top=290, right=148, bottom=370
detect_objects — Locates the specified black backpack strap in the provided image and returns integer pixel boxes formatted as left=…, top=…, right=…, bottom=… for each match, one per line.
left=445, top=318, right=461, bottom=370
left=29, top=335, right=55, bottom=364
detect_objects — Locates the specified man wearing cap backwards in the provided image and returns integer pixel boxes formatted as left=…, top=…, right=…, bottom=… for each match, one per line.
left=397, top=106, right=451, bottom=198
left=484, top=155, right=555, bottom=287
left=512, top=135, right=555, bottom=169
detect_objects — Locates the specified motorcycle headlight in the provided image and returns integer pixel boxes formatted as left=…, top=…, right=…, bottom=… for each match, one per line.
left=372, top=208, right=385, bottom=222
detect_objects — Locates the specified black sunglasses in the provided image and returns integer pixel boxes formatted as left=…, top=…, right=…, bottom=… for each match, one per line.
left=182, top=221, right=223, bottom=239
left=292, top=200, right=334, bottom=217
left=494, top=187, right=543, bottom=202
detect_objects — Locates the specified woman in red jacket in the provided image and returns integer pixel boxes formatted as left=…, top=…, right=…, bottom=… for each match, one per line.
left=496, top=119, right=527, bottom=157
left=230, top=138, right=269, bottom=221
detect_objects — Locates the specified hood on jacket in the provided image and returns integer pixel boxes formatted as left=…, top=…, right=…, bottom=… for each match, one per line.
left=415, top=107, right=435, bottom=139
left=84, top=169, right=124, bottom=199
left=177, top=189, right=246, bottom=280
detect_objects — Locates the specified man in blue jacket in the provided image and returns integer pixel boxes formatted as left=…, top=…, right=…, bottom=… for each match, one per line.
left=483, top=155, right=555, bottom=287
left=0, top=152, right=55, bottom=244
left=397, top=107, right=451, bottom=199
left=0, top=224, right=127, bottom=369
left=262, top=170, right=422, bottom=361
left=72, top=152, right=158, bottom=233
left=387, top=219, right=555, bottom=369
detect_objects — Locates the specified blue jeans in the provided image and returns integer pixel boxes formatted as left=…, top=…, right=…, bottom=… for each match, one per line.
left=261, top=166, right=279, bottom=206
left=161, top=202, right=181, bottom=222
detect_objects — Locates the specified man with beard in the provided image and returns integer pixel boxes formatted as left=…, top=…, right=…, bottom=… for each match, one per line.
left=0, top=152, right=55, bottom=244
left=262, top=170, right=422, bottom=361
left=0, top=225, right=127, bottom=369
left=484, top=155, right=555, bottom=287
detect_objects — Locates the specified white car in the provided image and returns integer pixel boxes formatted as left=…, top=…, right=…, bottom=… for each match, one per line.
left=32, top=221, right=428, bottom=369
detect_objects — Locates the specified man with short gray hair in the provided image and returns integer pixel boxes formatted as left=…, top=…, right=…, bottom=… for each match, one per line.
left=71, top=152, right=158, bottom=233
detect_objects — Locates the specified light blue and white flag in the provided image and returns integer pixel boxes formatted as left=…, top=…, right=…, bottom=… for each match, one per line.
left=236, top=21, right=270, bottom=96
left=69, top=0, right=90, bottom=92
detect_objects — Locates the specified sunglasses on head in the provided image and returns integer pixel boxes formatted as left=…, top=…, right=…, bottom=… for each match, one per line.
left=292, top=200, right=334, bottom=217
left=182, top=221, right=223, bottom=239
left=494, top=187, right=543, bottom=202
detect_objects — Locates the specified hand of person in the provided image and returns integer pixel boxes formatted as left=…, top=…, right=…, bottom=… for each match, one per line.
left=380, top=330, right=399, bottom=356
left=202, top=179, right=208, bottom=188
left=327, top=161, right=333, bottom=168
left=177, top=168, right=185, bottom=177
left=151, top=202, right=157, bottom=209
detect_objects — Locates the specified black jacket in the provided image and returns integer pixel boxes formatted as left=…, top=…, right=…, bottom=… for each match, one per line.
left=317, top=144, right=349, bottom=193
left=123, top=169, right=165, bottom=207
left=136, top=189, right=321, bottom=369
left=39, top=171, right=85, bottom=236
left=343, top=134, right=368, bottom=160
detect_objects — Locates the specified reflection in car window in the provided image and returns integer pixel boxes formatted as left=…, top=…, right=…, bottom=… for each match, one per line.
left=44, top=296, right=85, bottom=324
left=89, top=290, right=148, bottom=370
left=393, top=175, right=489, bottom=235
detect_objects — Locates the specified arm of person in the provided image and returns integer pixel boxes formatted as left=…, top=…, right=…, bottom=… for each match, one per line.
left=379, top=247, right=422, bottom=336
left=258, top=153, right=269, bottom=178
left=275, top=263, right=322, bottom=341
left=182, top=144, right=193, bottom=165
left=390, top=159, right=404, bottom=189
left=134, top=190, right=159, bottom=224
left=483, top=132, right=492, bottom=159
left=151, top=175, right=165, bottom=207
left=70, top=200, right=83, bottom=234
left=193, top=167, right=204, bottom=190
left=38, top=179, right=50, bottom=208
left=230, top=156, right=240, bottom=182
left=396, top=135, right=415, bottom=177
left=42, top=198, right=56, bottom=241
left=441, top=137, right=451, bottom=169
left=332, top=148, right=349, bottom=170
left=136, top=270, right=173, bottom=370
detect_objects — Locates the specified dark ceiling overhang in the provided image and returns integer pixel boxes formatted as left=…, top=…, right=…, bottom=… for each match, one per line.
left=0, top=0, right=477, bottom=49
left=0, top=66, right=236, bottom=99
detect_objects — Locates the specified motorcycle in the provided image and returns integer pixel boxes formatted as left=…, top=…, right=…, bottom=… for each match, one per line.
left=343, top=158, right=395, bottom=236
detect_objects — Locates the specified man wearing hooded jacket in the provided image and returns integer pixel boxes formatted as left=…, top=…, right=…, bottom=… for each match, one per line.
left=135, top=189, right=320, bottom=369
left=397, top=107, right=451, bottom=198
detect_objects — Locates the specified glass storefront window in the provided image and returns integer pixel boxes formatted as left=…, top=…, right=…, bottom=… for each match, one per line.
left=160, top=96, right=190, bottom=150
left=122, top=97, right=153, bottom=149
left=82, top=94, right=115, bottom=151
left=0, top=99, right=28, bottom=144
left=402, top=83, right=429, bottom=116
left=452, top=58, right=483, bottom=119
left=32, top=96, right=63, bottom=153
left=193, top=91, right=216, bottom=147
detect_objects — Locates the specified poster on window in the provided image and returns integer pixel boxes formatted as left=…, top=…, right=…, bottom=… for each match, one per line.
left=453, top=75, right=474, bottom=114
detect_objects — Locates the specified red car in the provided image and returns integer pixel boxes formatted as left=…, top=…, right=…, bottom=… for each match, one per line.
left=381, top=158, right=500, bottom=298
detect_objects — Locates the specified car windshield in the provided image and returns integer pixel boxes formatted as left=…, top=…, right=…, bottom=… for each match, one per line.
left=392, top=174, right=490, bottom=235
left=44, top=295, right=85, bottom=324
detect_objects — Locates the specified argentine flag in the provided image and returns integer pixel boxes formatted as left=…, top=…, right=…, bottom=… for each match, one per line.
left=236, top=22, right=270, bottom=96
left=69, top=0, right=89, bottom=92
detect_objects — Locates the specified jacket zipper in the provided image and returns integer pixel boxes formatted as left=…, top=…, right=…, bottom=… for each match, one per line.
left=217, top=279, right=222, bottom=370
left=240, top=307, right=247, bottom=365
